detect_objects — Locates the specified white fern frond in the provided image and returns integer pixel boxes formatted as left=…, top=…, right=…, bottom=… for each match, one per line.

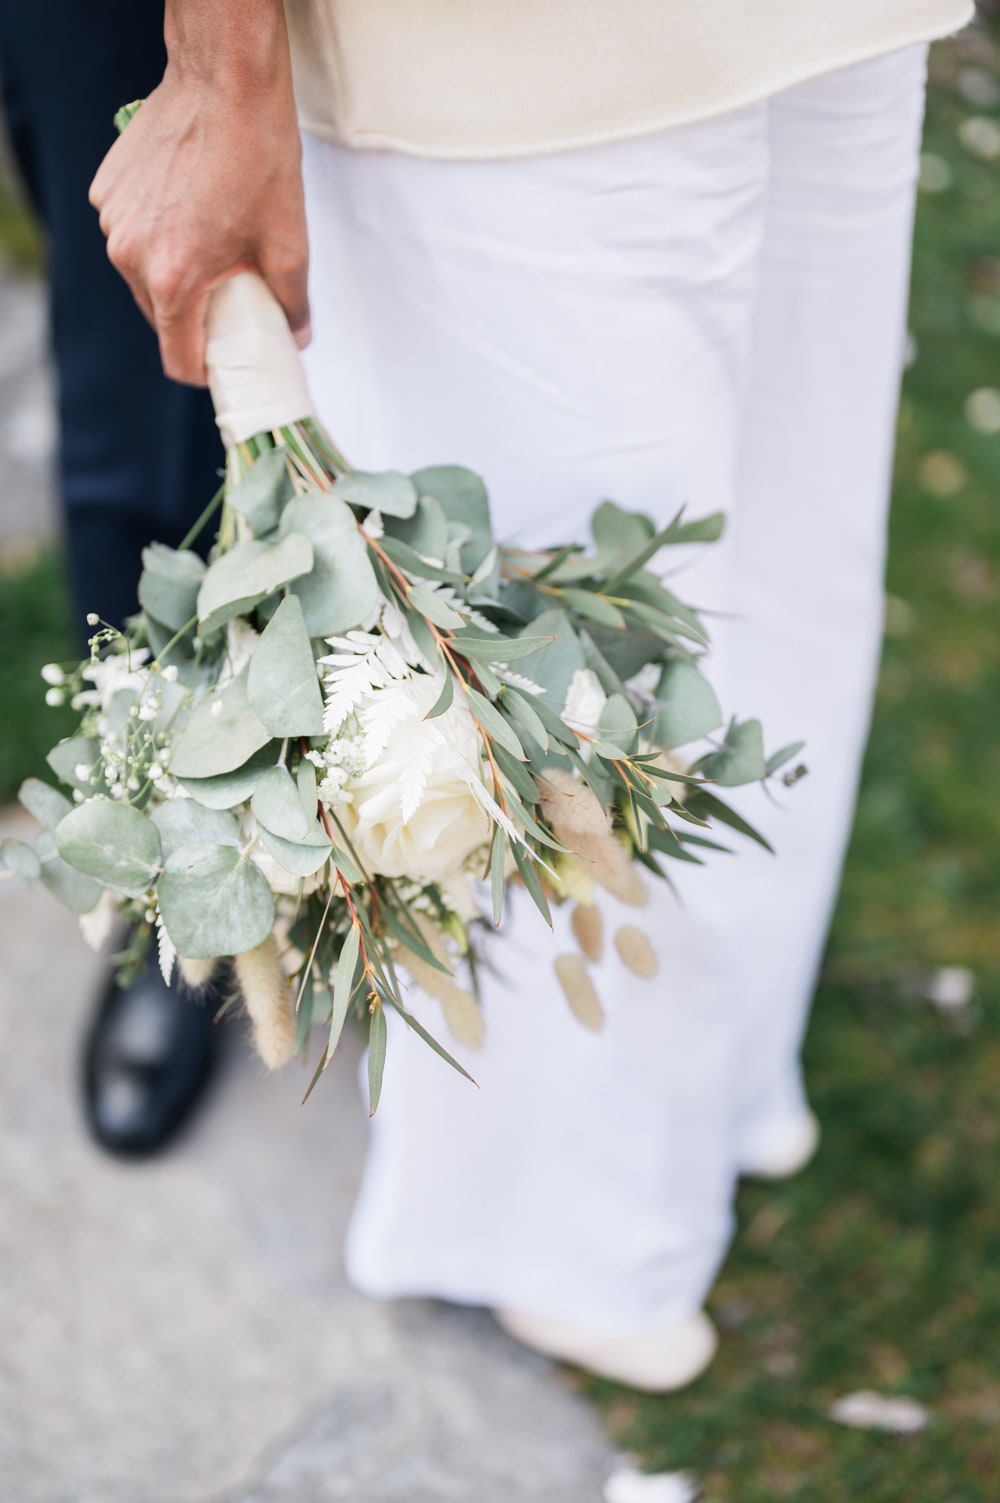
left=156, top=910, right=177, bottom=986
left=495, top=667, right=545, bottom=696
left=359, top=679, right=424, bottom=765
left=399, top=737, right=436, bottom=824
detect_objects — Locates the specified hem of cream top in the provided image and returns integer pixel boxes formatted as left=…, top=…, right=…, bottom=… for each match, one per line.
left=286, top=0, right=974, bottom=161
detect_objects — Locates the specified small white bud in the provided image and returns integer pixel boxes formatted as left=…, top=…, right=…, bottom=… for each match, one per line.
left=162, top=665, right=178, bottom=683
left=86, top=613, right=100, bottom=626
left=45, top=688, right=65, bottom=707
left=41, top=663, right=65, bottom=686
left=74, top=764, right=91, bottom=782
left=148, top=763, right=163, bottom=781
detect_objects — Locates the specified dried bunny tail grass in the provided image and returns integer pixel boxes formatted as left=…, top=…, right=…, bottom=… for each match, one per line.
left=177, top=955, right=217, bottom=991
left=572, top=829, right=649, bottom=908
left=537, top=768, right=612, bottom=841
left=439, top=989, right=487, bottom=1051
left=614, top=925, right=659, bottom=979
left=554, top=952, right=605, bottom=1032
left=571, top=902, right=604, bottom=964
left=393, top=912, right=485, bottom=1050
left=233, top=935, right=297, bottom=1069
left=395, top=944, right=485, bottom=1051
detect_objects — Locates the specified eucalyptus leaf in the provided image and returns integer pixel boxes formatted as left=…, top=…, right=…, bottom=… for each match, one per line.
left=256, top=823, right=332, bottom=878
left=512, top=841, right=552, bottom=926
left=138, top=543, right=205, bottom=633
left=766, top=740, right=807, bottom=776
left=197, top=532, right=313, bottom=635
left=426, top=672, right=455, bottom=719
left=252, top=765, right=312, bottom=842
left=158, top=844, right=275, bottom=958
left=332, top=469, right=418, bottom=519
left=19, top=777, right=73, bottom=830
left=464, top=687, right=525, bottom=759
left=47, top=736, right=100, bottom=794
left=652, top=658, right=723, bottom=750
left=35, top=830, right=104, bottom=913
left=180, top=745, right=277, bottom=809
left=590, top=500, right=653, bottom=559
left=170, top=669, right=272, bottom=779
left=368, top=1002, right=388, bottom=1115
left=598, top=693, right=639, bottom=755
left=329, top=923, right=361, bottom=1059
left=55, top=800, right=162, bottom=896
left=296, top=756, right=318, bottom=822
left=0, top=838, right=41, bottom=882
left=489, top=825, right=505, bottom=927
left=684, top=788, right=773, bottom=852
left=383, top=492, right=450, bottom=560
left=664, top=509, right=726, bottom=546
left=585, top=623, right=664, bottom=681
left=491, top=742, right=540, bottom=806
left=408, top=585, right=465, bottom=630
left=412, top=465, right=492, bottom=572
left=697, top=718, right=767, bottom=787
left=450, top=631, right=549, bottom=663
left=279, top=493, right=380, bottom=635
left=378, top=535, right=464, bottom=584
left=152, top=801, right=241, bottom=859
left=247, top=595, right=325, bottom=737
left=559, top=587, right=626, bottom=629
left=499, top=686, right=548, bottom=751
left=384, top=993, right=477, bottom=1085
left=517, top=609, right=585, bottom=708
left=227, top=446, right=293, bottom=536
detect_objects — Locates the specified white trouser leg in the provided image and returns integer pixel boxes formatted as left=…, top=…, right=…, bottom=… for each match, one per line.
left=707, top=45, right=928, bottom=1159
left=299, top=44, right=925, bottom=1330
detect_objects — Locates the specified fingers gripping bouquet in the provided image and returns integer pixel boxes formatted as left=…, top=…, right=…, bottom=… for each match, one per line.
left=3, top=270, right=803, bottom=1111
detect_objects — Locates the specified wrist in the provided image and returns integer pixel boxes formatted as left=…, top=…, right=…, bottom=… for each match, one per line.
left=164, top=0, right=292, bottom=94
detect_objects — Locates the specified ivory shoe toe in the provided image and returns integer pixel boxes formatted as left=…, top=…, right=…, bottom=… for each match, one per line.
left=494, top=1306, right=718, bottom=1391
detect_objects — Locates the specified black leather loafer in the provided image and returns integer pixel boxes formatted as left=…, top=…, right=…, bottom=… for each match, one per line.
left=82, top=959, right=220, bottom=1157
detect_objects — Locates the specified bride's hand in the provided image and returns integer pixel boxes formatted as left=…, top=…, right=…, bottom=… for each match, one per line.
left=89, top=0, right=309, bottom=387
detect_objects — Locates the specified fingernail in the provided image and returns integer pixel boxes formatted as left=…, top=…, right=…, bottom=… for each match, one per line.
left=294, top=321, right=312, bottom=351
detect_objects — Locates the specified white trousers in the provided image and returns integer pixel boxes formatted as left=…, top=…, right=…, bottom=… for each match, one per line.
left=301, top=44, right=928, bottom=1330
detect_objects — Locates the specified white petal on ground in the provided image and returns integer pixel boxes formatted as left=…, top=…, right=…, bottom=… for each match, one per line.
left=917, top=450, right=967, bottom=498
left=603, top=1467, right=699, bottom=1503
left=958, top=116, right=1000, bottom=161
left=918, top=152, right=953, bottom=193
left=964, top=387, right=1000, bottom=434
left=828, top=1391, right=930, bottom=1434
left=957, top=67, right=1000, bottom=109
left=78, top=890, right=118, bottom=951
left=923, top=966, right=975, bottom=1011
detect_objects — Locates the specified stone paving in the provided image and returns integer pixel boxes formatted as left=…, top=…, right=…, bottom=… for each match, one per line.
left=0, top=260, right=619, bottom=1501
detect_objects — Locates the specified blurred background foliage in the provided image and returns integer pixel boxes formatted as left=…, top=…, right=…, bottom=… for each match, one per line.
left=0, top=15, right=997, bottom=1503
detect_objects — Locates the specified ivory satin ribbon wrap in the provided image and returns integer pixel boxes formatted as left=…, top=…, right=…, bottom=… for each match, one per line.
left=205, top=271, right=315, bottom=447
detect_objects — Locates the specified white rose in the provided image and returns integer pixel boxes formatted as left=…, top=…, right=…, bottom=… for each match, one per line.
left=338, top=676, right=491, bottom=884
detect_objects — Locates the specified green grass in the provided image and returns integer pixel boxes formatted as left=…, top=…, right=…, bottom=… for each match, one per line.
left=0, top=24, right=998, bottom=1501
left=0, top=543, right=76, bottom=800
left=583, top=25, right=1000, bottom=1503
left=0, top=160, right=43, bottom=273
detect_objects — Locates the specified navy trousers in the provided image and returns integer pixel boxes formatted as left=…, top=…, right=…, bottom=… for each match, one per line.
left=0, top=1, right=222, bottom=634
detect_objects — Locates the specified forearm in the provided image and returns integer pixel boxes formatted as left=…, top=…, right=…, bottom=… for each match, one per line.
left=90, top=0, right=309, bottom=385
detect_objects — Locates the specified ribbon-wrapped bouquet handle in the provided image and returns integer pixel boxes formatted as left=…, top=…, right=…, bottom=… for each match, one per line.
left=206, top=271, right=315, bottom=447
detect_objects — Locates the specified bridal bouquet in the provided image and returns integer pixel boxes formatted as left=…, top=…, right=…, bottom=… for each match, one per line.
left=1, top=272, right=801, bottom=1111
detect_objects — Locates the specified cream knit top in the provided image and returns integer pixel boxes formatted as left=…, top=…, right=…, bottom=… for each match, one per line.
left=285, top=0, right=973, bottom=160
